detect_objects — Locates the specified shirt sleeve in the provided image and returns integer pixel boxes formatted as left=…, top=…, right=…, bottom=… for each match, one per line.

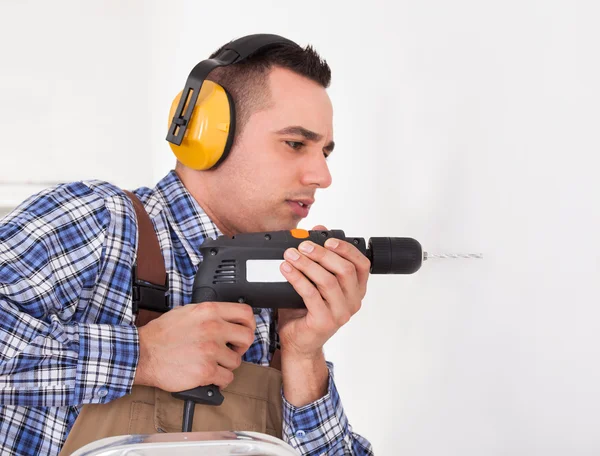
left=0, top=182, right=140, bottom=407
left=281, top=361, right=374, bottom=456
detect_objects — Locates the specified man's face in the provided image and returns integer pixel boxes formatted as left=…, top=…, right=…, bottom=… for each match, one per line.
left=203, top=66, right=334, bottom=235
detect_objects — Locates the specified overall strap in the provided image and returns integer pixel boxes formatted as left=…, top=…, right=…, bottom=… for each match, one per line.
left=123, top=190, right=170, bottom=326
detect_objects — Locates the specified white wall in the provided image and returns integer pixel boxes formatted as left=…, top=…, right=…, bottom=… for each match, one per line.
left=2, top=1, right=599, bottom=454
left=0, top=0, right=154, bottom=212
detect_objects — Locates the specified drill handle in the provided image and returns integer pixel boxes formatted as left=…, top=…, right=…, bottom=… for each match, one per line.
left=194, top=286, right=218, bottom=303
left=170, top=286, right=225, bottom=431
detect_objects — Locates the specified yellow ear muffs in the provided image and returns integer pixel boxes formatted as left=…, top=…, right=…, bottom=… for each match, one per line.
left=168, top=80, right=236, bottom=170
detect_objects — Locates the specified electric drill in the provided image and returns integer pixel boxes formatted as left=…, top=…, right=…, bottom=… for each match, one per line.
left=172, top=228, right=426, bottom=431
left=190, top=229, right=424, bottom=309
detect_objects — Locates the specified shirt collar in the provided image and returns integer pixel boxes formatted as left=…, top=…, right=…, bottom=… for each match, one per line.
left=153, top=170, right=222, bottom=266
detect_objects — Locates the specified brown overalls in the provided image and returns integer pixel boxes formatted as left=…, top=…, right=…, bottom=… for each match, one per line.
left=58, top=192, right=285, bottom=455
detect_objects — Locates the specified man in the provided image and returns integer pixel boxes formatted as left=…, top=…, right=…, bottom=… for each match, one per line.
left=0, top=37, right=374, bottom=455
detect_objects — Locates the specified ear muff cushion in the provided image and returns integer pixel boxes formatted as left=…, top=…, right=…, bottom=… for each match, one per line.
left=211, top=88, right=236, bottom=169
left=168, top=80, right=235, bottom=170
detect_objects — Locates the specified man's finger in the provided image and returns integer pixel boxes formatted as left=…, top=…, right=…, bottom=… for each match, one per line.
left=217, top=344, right=243, bottom=371
left=212, top=365, right=235, bottom=389
left=323, top=238, right=371, bottom=295
left=284, top=246, right=351, bottom=324
left=221, top=322, right=256, bottom=352
left=192, top=302, right=256, bottom=330
left=296, top=241, right=358, bottom=294
left=279, top=261, right=331, bottom=327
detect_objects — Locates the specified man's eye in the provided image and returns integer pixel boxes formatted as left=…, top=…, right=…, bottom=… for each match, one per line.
left=286, top=141, right=304, bottom=150
left=286, top=141, right=330, bottom=160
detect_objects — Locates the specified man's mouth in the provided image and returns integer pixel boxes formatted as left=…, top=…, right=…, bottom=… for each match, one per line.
left=288, top=198, right=315, bottom=208
left=286, top=199, right=314, bottom=217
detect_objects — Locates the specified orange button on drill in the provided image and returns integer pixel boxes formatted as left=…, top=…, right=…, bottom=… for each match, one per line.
left=290, top=229, right=310, bottom=239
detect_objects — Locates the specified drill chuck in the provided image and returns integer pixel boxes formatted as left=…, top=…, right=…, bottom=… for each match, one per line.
left=367, top=237, right=423, bottom=274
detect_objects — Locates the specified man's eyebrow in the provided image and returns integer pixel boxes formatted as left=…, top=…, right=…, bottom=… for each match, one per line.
left=275, top=125, right=335, bottom=153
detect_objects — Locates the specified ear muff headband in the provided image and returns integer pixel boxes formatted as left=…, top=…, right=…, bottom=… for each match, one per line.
left=166, top=34, right=300, bottom=170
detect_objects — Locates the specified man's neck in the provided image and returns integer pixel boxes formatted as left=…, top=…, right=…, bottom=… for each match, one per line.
left=174, top=167, right=237, bottom=237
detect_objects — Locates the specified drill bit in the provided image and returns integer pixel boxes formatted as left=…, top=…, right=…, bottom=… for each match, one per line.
left=423, top=252, right=483, bottom=260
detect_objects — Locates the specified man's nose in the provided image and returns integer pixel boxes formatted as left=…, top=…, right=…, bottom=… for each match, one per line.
left=300, top=151, right=333, bottom=189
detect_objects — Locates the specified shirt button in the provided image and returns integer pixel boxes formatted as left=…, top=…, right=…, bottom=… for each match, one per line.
left=98, top=387, right=108, bottom=398
left=296, top=430, right=306, bottom=439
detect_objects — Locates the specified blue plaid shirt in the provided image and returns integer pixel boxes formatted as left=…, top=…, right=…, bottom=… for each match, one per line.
left=0, top=170, right=373, bottom=456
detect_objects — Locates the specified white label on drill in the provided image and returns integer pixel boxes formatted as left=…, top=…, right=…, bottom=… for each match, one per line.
left=246, top=260, right=287, bottom=282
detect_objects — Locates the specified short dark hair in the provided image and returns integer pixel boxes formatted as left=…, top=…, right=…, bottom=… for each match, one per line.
left=206, top=38, right=332, bottom=143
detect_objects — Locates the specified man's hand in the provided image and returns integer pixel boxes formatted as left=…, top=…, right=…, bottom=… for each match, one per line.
left=134, top=302, right=256, bottom=391
left=278, top=225, right=371, bottom=360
